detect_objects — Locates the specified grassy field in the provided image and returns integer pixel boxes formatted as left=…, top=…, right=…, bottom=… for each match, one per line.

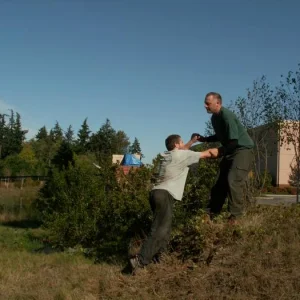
left=1, top=187, right=300, bottom=299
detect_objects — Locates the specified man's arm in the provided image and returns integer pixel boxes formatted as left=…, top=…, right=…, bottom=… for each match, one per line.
left=200, top=148, right=219, bottom=158
left=191, top=133, right=219, bottom=143
left=205, top=135, right=219, bottom=143
left=184, top=148, right=219, bottom=167
left=218, top=139, right=238, bottom=156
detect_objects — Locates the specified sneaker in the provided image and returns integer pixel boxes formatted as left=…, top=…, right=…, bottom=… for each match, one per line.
left=129, top=255, right=143, bottom=274
left=152, top=253, right=161, bottom=264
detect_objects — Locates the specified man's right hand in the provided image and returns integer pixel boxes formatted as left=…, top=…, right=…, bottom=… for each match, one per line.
left=191, top=133, right=206, bottom=142
left=209, top=148, right=219, bottom=158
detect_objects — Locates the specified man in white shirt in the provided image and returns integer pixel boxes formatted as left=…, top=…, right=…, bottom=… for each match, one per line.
left=130, top=134, right=219, bottom=273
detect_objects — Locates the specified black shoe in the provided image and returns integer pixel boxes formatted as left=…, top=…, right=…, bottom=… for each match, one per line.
left=152, top=253, right=161, bottom=264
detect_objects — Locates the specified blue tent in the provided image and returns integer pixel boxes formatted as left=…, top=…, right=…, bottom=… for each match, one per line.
left=121, top=154, right=142, bottom=166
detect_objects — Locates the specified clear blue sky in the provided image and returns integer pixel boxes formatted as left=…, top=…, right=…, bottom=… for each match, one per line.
left=0, top=0, right=299, bottom=163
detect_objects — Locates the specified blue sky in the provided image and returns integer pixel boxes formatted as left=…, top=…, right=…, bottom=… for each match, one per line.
left=0, top=0, right=299, bottom=163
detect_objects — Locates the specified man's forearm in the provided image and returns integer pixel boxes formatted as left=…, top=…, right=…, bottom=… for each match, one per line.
left=218, top=139, right=238, bottom=156
left=200, top=149, right=212, bottom=158
left=205, top=135, right=219, bottom=143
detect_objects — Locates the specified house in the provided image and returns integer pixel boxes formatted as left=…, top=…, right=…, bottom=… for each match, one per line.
left=113, top=153, right=142, bottom=176
left=112, top=153, right=141, bottom=164
left=252, top=120, right=299, bottom=186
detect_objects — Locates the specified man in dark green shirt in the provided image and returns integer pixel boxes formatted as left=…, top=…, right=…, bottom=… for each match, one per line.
left=193, top=92, right=254, bottom=221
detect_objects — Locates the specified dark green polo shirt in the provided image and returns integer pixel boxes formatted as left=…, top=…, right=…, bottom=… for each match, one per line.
left=211, top=107, right=254, bottom=149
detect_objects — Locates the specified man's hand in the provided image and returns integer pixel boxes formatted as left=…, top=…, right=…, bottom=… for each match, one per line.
left=190, top=133, right=200, bottom=143
left=209, top=148, right=219, bottom=158
left=191, top=133, right=206, bottom=142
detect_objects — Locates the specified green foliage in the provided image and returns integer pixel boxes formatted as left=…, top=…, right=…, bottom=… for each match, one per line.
left=90, top=119, right=130, bottom=163
left=0, top=110, right=26, bottom=159
left=174, top=158, right=219, bottom=224
left=51, top=141, right=75, bottom=171
left=246, top=166, right=271, bottom=192
left=64, top=125, right=74, bottom=145
left=0, top=154, right=31, bottom=176
left=35, top=126, right=48, bottom=141
left=50, top=121, right=63, bottom=142
left=171, top=205, right=300, bottom=270
left=129, top=137, right=144, bottom=158
left=76, top=118, right=91, bottom=154
left=34, top=157, right=153, bottom=256
left=289, top=162, right=300, bottom=187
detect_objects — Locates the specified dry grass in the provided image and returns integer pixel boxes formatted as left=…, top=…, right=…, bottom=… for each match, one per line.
left=0, top=250, right=118, bottom=300
left=0, top=186, right=40, bottom=213
left=1, top=203, right=300, bottom=299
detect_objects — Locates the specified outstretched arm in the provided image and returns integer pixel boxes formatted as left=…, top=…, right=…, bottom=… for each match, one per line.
left=191, top=133, right=219, bottom=143
left=182, top=135, right=200, bottom=150
left=200, top=148, right=219, bottom=158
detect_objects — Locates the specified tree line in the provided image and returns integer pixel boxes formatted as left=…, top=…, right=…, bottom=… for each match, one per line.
left=0, top=116, right=143, bottom=177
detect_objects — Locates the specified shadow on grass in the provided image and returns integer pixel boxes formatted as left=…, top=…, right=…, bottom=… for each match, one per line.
left=33, top=245, right=63, bottom=254
left=1, top=219, right=42, bottom=229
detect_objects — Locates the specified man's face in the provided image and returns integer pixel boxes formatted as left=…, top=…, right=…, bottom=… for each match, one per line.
left=176, top=138, right=185, bottom=150
left=204, top=95, right=221, bottom=114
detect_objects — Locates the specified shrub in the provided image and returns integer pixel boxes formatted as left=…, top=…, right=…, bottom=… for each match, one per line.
left=34, top=157, right=152, bottom=257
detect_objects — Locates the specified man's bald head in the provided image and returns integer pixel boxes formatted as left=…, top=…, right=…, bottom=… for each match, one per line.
left=204, top=92, right=222, bottom=114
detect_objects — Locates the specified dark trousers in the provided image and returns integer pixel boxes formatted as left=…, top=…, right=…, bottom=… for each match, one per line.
left=208, top=149, right=253, bottom=217
left=139, top=189, right=174, bottom=265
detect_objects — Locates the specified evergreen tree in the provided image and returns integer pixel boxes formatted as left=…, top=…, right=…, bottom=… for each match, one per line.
left=51, top=121, right=63, bottom=142
left=129, top=137, right=144, bottom=158
left=13, top=112, right=24, bottom=154
left=65, top=125, right=74, bottom=144
left=52, top=140, right=75, bottom=171
left=1, top=110, right=25, bottom=157
left=76, top=118, right=91, bottom=153
left=90, top=119, right=116, bottom=158
left=36, top=126, right=48, bottom=141
left=0, top=113, right=8, bottom=159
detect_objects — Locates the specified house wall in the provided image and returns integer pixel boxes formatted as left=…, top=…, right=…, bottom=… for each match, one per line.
left=112, top=154, right=124, bottom=164
left=252, top=121, right=299, bottom=186
left=278, top=143, right=296, bottom=185
left=278, top=121, right=298, bottom=186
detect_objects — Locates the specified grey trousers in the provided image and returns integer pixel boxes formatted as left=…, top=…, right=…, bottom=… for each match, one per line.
left=139, top=189, right=174, bottom=265
left=208, top=148, right=254, bottom=217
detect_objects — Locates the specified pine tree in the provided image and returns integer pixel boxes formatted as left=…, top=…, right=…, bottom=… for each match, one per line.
left=90, top=119, right=116, bottom=156
left=3, top=110, right=25, bottom=156
left=65, top=125, right=74, bottom=144
left=51, top=140, right=75, bottom=171
left=13, top=112, right=24, bottom=154
left=129, top=137, right=144, bottom=158
left=0, top=114, right=7, bottom=158
left=76, top=118, right=91, bottom=153
left=36, top=126, right=48, bottom=141
left=51, top=121, right=63, bottom=142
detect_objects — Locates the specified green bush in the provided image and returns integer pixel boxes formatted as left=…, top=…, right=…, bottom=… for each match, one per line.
left=34, top=157, right=152, bottom=257
left=33, top=146, right=222, bottom=259
left=174, top=158, right=219, bottom=225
